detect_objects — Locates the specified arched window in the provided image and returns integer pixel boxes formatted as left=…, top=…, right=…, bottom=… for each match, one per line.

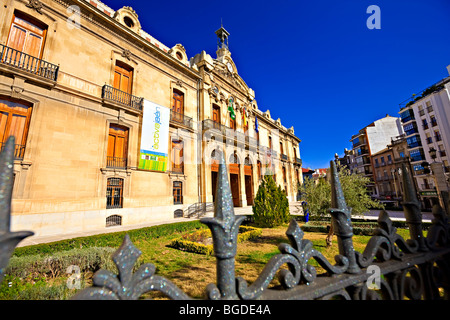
left=106, top=214, right=122, bottom=227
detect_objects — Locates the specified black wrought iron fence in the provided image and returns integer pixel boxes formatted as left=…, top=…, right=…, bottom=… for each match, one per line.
left=0, top=136, right=449, bottom=301
left=0, top=44, right=59, bottom=81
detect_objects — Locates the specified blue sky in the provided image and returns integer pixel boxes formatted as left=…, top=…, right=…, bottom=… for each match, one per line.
left=102, top=0, right=450, bottom=169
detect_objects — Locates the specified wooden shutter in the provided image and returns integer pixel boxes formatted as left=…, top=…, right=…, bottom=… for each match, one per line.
left=7, top=15, right=46, bottom=58
left=114, top=63, right=133, bottom=94
left=107, top=125, right=128, bottom=167
left=0, top=99, right=32, bottom=158
left=213, top=106, right=220, bottom=124
left=172, top=140, right=184, bottom=173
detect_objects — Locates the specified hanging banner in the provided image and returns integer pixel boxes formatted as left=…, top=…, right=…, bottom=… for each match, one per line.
left=139, top=99, right=170, bottom=172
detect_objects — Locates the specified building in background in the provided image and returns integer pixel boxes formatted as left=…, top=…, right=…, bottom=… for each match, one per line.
left=350, top=115, right=404, bottom=197
left=398, top=69, right=450, bottom=210
left=0, top=0, right=302, bottom=238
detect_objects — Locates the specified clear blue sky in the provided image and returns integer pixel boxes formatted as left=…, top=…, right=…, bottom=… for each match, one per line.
left=102, top=0, right=450, bottom=170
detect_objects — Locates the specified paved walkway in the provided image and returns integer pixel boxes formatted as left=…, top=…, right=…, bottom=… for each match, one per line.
left=16, top=202, right=434, bottom=248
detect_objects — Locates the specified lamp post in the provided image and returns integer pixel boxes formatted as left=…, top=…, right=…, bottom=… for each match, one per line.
left=428, top=147, right=449, bottom=215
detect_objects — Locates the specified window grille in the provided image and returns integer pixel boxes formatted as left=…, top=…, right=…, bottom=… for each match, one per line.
left=106, top=214, right=122, bottom=227
left=107, top=178, right=123, bottom=209
left=173, top=181, right=183, bottom=204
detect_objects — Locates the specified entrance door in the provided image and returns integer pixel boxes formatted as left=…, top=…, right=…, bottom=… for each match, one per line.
left=230, top=173, right=240, bottom=207
left=244, top=165, right=253, bottom=206
left=211, top=171, right=218, bottom=203
left=245, top=175, right=253, bottom=206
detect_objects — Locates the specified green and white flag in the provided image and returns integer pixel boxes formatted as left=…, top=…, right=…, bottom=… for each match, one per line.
left=228, top=98, right=236, bottom=120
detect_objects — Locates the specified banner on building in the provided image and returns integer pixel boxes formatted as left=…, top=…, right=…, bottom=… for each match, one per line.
left=139, top=99, right=170, bottom=172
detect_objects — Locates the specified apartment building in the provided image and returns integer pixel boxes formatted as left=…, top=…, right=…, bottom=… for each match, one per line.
left=398, top=70, right=450, bottom=210
left=0, top=0, right=302, bottom=237
left=350, top=115, right=404, bottom=196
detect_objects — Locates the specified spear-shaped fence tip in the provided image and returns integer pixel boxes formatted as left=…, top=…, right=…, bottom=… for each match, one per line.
left=0, top=136, right=16, bottom=234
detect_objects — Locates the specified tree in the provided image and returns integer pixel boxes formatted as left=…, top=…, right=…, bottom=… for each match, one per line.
left=299, top=164, right=384, bottom=246
left=252, top=174, right=290, bottom=228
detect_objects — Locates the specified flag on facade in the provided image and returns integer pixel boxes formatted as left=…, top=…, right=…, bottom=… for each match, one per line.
left=255, top=115, right=259, bottom=132
left=228, top=98, right=236, bottom=120
left=243, top=107, right=248, bottom=127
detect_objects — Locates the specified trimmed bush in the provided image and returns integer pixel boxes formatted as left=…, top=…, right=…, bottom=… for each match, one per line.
left=252, top=174, right=290, bottom=228
left=169, top=226, right=262, bottom=255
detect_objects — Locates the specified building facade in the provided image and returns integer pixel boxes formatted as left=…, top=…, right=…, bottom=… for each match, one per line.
left=0, top=0, right=302, bottom=237
left=350, top=115, right=404, bottom=197
left=398, top=71, right=450, bottom=210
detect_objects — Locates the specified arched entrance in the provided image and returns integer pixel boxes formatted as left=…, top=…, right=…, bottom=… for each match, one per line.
left=211, top=149, right=220, bottom=203
left=244, top=156, right=253, bottom=206
left=229, top=152, right=240, bottom=207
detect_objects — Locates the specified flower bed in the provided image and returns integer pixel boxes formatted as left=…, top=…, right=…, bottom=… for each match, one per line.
left=169, top=225, right=262, bottom=255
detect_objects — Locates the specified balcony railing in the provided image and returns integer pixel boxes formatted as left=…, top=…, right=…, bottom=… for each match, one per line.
left=106, top=156, right=127, bottom=169
left=0, top=44, right=59, bottom=81
left=170, top=110, right=193, bottom=129
left=295, top=157, right=302, bottom=166
left=102, top=85, right=143, bottom=111
left=0, top=142, right=25, bottom=160
left=281, top=154, right=288, bottom=161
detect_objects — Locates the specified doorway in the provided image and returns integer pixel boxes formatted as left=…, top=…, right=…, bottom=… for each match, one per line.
left=230, top=173, right=240, bottom=207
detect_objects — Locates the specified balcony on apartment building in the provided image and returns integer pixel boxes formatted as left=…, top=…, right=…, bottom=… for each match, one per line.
left=0, top=44, right=59, bottom=83
left=400, top=109, right=415, bottom=123
left=102, top=85, right=143, bottom=112
left=170, top=109, right=193, bottom=129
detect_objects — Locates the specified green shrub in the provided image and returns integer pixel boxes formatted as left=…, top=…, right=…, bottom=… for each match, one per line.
left=169, top=226, right=262, bottom=255
left=252, top=174, right=290, bottom=228
left=13, top=220, right=205, bottom=257
left=6, top=247, right=117, bottom=278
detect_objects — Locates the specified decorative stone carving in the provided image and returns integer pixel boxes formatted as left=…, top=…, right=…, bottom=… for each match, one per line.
left=26, top=0, right=43, bottom=14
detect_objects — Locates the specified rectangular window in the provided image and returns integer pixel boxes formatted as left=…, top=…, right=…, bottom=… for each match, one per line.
left=171, top=89, right=184, bottom=123
left=7, top=13, right=47, bottom=59
left=0, top=99, right=32, bottom=159
left=106, top=178, right=123, bottom=209
left=173, top=181, right=183, bottom=204
left=107, top=124, right=128, bottom=168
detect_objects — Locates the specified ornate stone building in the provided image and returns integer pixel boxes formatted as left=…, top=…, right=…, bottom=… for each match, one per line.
left=0, top=0, right=302, bottom=237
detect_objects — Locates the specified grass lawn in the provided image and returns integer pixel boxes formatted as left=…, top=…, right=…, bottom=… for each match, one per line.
left=1, top=219, right=419, bottom=300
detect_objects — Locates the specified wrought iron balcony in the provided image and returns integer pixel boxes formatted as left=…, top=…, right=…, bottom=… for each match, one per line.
left=170, top=110, right=193, bottom=129
left=102, top=85, right=143, bottom=112
left=0, top=142, right=25, bottom=160
left=0, top=44, right=59, bottom=81
left=281, top=154, right=288, bottom=161
left=106, top=156, right=127, bottom=169
left=295, top=157, right=302, bottom=166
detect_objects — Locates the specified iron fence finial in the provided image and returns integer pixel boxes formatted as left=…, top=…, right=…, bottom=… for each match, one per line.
left=328, top=160, right=360, bottom=274
left=0, top=136, right=33, bottom=283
